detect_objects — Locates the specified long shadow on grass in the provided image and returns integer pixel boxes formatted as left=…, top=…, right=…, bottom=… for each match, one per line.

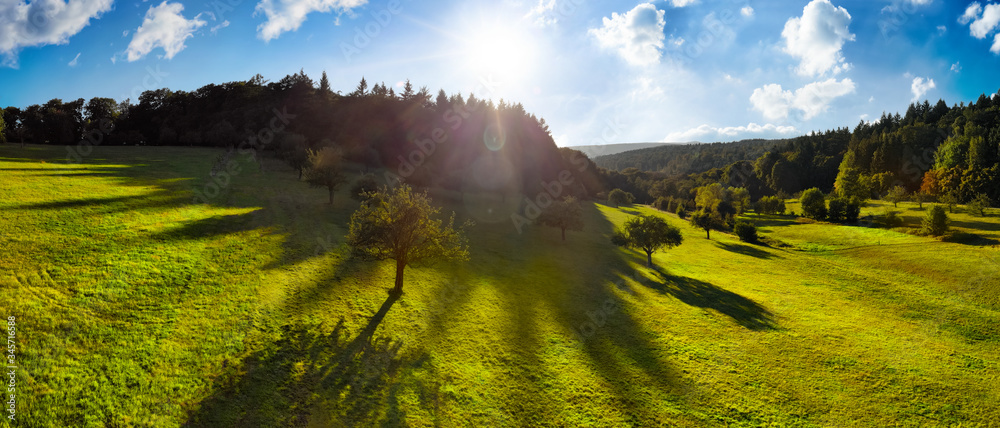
left=434, top=202, right=689, bottom=424
left=714, top=241, right=780, bottom=259
left=185, top=294, right=415, bottom=427
left=648, top=269, right=777, bottom=331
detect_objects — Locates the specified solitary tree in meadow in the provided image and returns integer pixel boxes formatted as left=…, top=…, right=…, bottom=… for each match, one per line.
left=886, top=186, right=908, bottom=208
left=612, top=215, right=683, bottom=267
left=536, top=196, right=584, bottom=241
left=304, top=146, right=347, bottom=204
left=347, top=185, right=471, bottom=296
left=939, top=191, right=959, bottom=213
left=689, top=209, right=720, bottom=239
left=968, top=193, right=991, bottom=216
left=350, top=174, right=379, bottom=201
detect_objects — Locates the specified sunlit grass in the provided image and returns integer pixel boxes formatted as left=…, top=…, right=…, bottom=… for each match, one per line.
left=1, top=145, right=998, bottom=427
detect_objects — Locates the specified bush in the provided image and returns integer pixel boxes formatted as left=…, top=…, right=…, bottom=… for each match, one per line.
left=756, top=196, right=785, bottom=215
left=608, top=189, right=634, bottom=207
left=800, top=188, right=827, bottom=220
left=733, top=220, right=758, bottom=243
left=922, top=205, right=949, bottom=236
left=676, top=204, right=687, bottom=219
left=968, top=193, right=991, bottom=216
left=879, top=210, right=903, bottom=228
left=827, top=197, right=860, bottom=223
left=652, top=196, right=671, bottom=211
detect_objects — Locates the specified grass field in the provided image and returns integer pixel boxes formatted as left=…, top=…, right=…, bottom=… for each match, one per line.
left=2, top=145, right=999, bottom=427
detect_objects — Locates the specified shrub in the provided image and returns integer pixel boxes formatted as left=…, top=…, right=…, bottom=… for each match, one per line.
left=800, top=188, right=827, bottom=220
left=879, top=210, right=903, bottom=228
left=733, top=220, right=758, bottom=243
left=968, top=193, right=991, bottom=216
left=608, top=189, right=634, bottom=207
left=652, top=196, right=671, bottom=211
left=756, top=196, right=786, bottom=215
left=922, top=205, right=949, bottom=236
left=676, top=204, right=687, bottom=219
left=827, top=197, right=861, bottom=223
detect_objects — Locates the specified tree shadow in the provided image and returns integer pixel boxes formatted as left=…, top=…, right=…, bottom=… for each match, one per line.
left=649, top=269, right=777, bottom=331
left=950, top=219, right=1000, bottom=232
left=184, top=294, right=412, bottom=427
left=714, top=241, right=780, bottom=259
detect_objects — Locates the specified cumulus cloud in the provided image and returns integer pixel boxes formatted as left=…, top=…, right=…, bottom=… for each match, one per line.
left=664, top=123, right=798, bottom=142
left=781, top=0, right=855, bottom=77
left=0, top=0, right=113, bottom=67
left=669, top=0, right=698, bottom=7
left=958, top=2, right=1000, bottom=53
left=125, top=2, right=206, bottom=62
left=750, top=78, right=856, bottom=121
left=741, top=6, right=754, bottom=17
left=589, top=3, right=666, bottom=66
left=255, top=0, right=367, bottom=41
left=910, top=77, right=935, bottom=101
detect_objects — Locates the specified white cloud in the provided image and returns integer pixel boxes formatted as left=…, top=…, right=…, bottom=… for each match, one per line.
left=750, top=78, right=856, bottom=121
left=664, top=123, right=798, bottom=142
left=907, top=0, right=933, bottom=5
left=0, top=0, right=113, bottom=67
left=589, top=3, right=666, bottom=66
left=525, top=0, right=557, bottom=26
left=910, top=77, right=935, bottom=101
left=210, top=20, right=230, bottom=34
left=255, top=0, right=367, bottom=41
left=126, top=2, right=206, bottom=62
left=951, top=61, right=962, bottom=72
left=781, top=0, right=855, bottom=77
left=969, top=3, right=1000, bottom=38
left=993, top=33, right=1000, bottom=53
left=669, top=0, right=698, bottom=7
left=960, top=2, right=983, bottom=25
left=68, top=51, right=79, bottom=66
left=937, top=25, right=947, bottom=34
left=741, top=6, right=754, bottom=17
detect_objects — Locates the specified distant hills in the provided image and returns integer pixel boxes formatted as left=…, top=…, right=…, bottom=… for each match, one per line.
left=589, top=138, right=787, bottom=176
left=566, top=142, right=683, bottom=159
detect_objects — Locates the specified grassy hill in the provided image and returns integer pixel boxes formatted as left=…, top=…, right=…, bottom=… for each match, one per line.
left=2, top=145, right=998, bottom=427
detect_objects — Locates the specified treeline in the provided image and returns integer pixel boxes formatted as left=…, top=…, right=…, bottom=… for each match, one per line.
left=0, top=71, right=570, bottom=197
left=594, top=138, right=785, bottom=175
left=586, top=89, right=1000, bottom=209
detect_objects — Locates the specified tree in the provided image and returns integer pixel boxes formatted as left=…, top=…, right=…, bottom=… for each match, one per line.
left=885, top=186, right=908, bottom=208
left=675, top=204, right=687, bottom=219
left=304, top=147, right=347, bottom=204
left=968, top=193, right=991, bottom=216
left=800, top=188, right=827, bottom=220
left=733, top=220, right=758, bottom=243
left=695, top=183, right=726, bottom=211
left=536, top=196, right=584, bottom=241
left=319, top=71, right=332, bottom=95
left=690, top=209, right=720, bottom=239
left=351, top=77, right=368, bottom=97
left=611, top=215, right=683, bottom=267
left=913, top=191, right=930, bottom=209
left=608, top=189, right=634, bottom=207
left=731, top=187, right=751, bottom=215
left=0, top=110, right=5, bottom=144
left=756, top=196, right=786, bottom=215
left=922, top=205, right=949, bottom=236
left=347, top=185, right=471, bottom=295
left=939, top=191, right=959, bottom=213
left=278, top=133, right=309, bottom=179
left=350, top=174, right=379, bottom=200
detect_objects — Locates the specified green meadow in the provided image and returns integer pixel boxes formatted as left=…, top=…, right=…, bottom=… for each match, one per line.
left=2, top=145, right=999, bottom=427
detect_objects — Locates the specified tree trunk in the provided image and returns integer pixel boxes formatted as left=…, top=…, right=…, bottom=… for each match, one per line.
left=328, top=187, right=334, bottom=204
left=392, top=259, right=406, bottom=294
left=706, top=228, right=711, bottom=239
left=561, top=227, right=566, bottom=241
left=298, top=168, right=303, bottom=180
left=646, top=251, right=653, bottom=267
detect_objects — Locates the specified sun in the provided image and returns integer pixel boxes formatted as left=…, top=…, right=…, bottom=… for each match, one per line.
left=463, top=24, right=538, bottom=83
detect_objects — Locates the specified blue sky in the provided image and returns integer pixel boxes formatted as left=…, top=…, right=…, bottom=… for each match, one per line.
left=0, top=0, right=998, bottom=146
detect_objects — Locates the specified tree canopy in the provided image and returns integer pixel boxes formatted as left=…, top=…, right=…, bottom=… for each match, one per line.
left=612, top=215, right=683, bottom=267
